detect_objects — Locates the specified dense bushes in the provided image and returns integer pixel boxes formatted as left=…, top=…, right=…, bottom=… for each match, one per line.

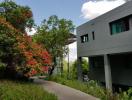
left=0, top=1, right=52, bottom=78
left=0, top=17, right=51, bottom=78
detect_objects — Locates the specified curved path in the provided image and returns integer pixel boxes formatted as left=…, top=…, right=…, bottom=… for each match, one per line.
left=34, top=79, right=99, bottom=100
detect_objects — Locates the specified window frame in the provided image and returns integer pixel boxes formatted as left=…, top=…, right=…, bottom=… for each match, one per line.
left=80, top=34, right=89, bottom=43
left=109, top=15, right=131, bottom=35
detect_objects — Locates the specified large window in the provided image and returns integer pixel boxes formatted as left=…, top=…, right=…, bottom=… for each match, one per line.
left=110, top=16, right=130, bottom=35
left=81, top=34, right=89, bottom=43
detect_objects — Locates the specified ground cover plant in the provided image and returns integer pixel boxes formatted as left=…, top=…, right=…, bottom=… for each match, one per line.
left=49, top=75, right=132, bottom=100
left=49, top=75, right=107, bottom=99
left=0, top=80, right=57, bottom=100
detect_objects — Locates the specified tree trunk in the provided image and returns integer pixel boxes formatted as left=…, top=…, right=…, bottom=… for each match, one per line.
left=60, top=57, right=63, bottom=75
left=49, top=57, right=57, bottom=76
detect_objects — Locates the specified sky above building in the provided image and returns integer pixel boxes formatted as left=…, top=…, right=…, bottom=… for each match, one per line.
left=15, top=0, right=87, bottom=26
left=13, top=0, right=126, bottom=26
left=0, top=0, right=127, bottom=61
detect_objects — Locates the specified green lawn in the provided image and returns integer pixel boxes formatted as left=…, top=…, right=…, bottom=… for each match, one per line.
left=0, top=80, right=57, bottom=100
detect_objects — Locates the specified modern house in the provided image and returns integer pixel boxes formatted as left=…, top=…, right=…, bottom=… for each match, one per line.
left=77, top=1, right=132, bottom=90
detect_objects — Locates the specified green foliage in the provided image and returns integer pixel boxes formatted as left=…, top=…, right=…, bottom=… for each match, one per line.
left=115, top=88, right=132, bottom=100
left=33, top=15, right=75, bottom=61
left=0, top=62, right=6, bottom=71
left=49, top=75, right=106, bottom=99
left=0, top=1, right=34, bottom=32
left=0, top=2, right=51, bottom=78
left=71, top=58, right=89, bottom=79
left=0, top=18, right=18, bottom=76
left=0, top=1, right=34, bottom=75
left=0, top=80, right=57, bottom=100
left=49, top=75, right=132, bottom=100
left=63, top=60, right=68, bottom=71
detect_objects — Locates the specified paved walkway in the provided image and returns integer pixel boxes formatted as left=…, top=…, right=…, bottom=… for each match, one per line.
left=34, top=79, right=99, bottom=100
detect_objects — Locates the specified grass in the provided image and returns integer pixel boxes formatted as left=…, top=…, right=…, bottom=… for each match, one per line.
left=0, top=80, right=57, bottom=100
left=49, top=75, right=107, bottom=99
left=49, top=75, right=132, bottom=100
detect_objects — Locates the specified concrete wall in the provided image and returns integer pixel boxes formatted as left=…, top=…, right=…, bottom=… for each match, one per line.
left=88, top=53, right=132, bottom=86
left=77, top=1, right=132, bottom=57
left=88, top=56, right=105, bottom=82
left=109, top=53, right=132, bottom=86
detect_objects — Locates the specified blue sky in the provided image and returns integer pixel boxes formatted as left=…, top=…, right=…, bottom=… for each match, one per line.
left=15, top=0, right=87, bottom=26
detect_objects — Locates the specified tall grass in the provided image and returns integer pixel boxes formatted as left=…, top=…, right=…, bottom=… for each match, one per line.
left=0, top=80, right=57, bottom=100
left=49, top=75, right=107, bottom=99
left=49, top=75, right=132, bottom=100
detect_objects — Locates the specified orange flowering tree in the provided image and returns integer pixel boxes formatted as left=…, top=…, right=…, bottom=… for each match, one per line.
left=0, top=17, right=51, bottom=78
left=0, top=1, right=34, bottom=32
left=16, top=33, right=51, bottom=77
left=0, top=1, right=51, bottom=78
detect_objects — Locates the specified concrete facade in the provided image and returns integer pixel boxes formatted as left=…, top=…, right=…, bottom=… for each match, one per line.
left=77, top=1, right=132, bottom=90
left=77, top=2, right=132, bottom=57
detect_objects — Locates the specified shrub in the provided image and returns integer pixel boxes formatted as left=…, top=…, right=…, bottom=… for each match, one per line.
left=70, top=58, right=89, bottom=79
left=0, top=17, right=51, bottom=78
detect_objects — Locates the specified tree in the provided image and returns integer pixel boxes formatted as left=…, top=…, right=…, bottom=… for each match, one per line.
left=71, top=58, right=89, bottom=79
left=0, top=1, right=51, bottom=78
left=0, top=1, right=34, bottom=32
left=33, top=15, right=75, bottom=75
left=0, top=17, right=51, bottom=78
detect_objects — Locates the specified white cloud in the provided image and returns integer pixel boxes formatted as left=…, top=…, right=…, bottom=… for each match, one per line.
left=81, top=0, right=125, bottom=20
left=26, top=28, right=37, bottom=36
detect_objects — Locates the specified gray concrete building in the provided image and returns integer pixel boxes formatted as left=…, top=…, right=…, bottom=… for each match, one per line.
left=77, top=1, right=132, bottom=90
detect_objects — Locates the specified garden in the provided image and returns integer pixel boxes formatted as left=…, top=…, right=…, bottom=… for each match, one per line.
left=1, top=1, right=132, bottom=100
left=49, top=73, right=132, bottom=100
left=0, top=1, right=74, bottom=100
left=48, top=59, right=132, bottom=100
left=0, top=1, right=56, bottom=100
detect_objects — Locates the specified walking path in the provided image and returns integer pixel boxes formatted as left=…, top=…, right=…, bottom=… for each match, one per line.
left=34, top=79, right=99, bottom=100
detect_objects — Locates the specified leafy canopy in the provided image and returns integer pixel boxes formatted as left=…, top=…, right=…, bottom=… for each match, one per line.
left=0, top=1, right=51, bottom=78
left=0, top=1, right=34, bottom=32
left=33, top=15, right=75, bottom=59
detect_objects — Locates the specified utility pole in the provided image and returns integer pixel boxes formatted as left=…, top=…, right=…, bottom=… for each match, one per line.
left=67, top=45, right=70, bottom=79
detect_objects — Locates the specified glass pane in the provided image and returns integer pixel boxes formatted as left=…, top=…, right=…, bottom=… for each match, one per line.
left=116, top=22, right=122, bottom=33
left=110, top=16, right=130, bottom=35
left=111, top=24, right=117, bottom=34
